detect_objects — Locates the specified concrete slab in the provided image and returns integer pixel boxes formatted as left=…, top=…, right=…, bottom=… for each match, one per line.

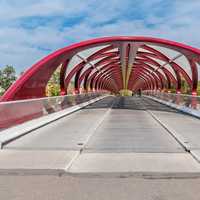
left=150, top=110, right=200, bottom=150
left=85, top=108, right=184, bottom=153
left=69, top=152, right=200, bottom=177
left=5, top=96, right=184, bottom=154
left=2, top=175, right=200, bottom=200
left=5, top=107, right=113, bottom=150
left=0, top=150, right=79, bottom=175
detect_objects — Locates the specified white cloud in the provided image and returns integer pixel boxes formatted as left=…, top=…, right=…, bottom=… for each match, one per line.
left=0, top=0, right=200, bottom=74
left=0, top=0, right=89, bottom=21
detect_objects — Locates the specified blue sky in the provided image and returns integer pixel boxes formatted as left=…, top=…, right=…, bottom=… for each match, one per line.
left=0, top=0, right=200, bottom=74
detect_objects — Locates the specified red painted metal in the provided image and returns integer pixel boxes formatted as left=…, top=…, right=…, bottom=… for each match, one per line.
left=60, top=59, right=69, bottom=95
left=134, top=62, right=167, bottom=88
left=141, top=44, right=194, bottom=92
left=129, top=66, right=161, bottom=90
left=74, top=55, right=120, bottom=93
left=2, top=36, right=200, bottom=101
left=85, top=60, right=121, bottom=91
left=135, top=56, right=179, bottom=89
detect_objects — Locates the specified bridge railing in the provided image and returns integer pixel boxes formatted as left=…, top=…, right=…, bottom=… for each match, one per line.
left=0, top=92, right=106, bottom=131
left=143, top=90, right=200, bottom=116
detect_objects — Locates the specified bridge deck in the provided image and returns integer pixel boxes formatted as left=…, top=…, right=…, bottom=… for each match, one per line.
left=1, top=96, right=200, bottom=176
left=5, top=96, right=185, bottom=153
left=2, top=96, right=200, bottom=199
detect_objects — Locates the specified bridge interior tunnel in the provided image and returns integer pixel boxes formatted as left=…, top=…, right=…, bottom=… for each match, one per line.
left=2, top=36, right=200, bottom=101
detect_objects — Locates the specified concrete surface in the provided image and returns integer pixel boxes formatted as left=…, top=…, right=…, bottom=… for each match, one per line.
left=149, top=109, right=200, bottom=151
left=85, top=108, right=184, bottom=153
left=69, top=152, right=200, bottom=177
left=5, top=96, right=114, bottom=150
left=1, top=96, right=200, bottom=199
left=0, top=150, right=78, bottom=175
left=0, top=95, right=107, bottom=148
left=1, top=176, right=200, bottom=200
left=191, top=150, right=200, bottom=163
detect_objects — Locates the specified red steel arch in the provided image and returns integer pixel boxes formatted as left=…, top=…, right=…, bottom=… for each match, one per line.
left=1, top=36, right=200, bottom=101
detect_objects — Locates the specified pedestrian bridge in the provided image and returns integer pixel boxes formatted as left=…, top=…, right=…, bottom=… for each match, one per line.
left=1, top=36, right=200, bottom=178
left=0, top=93, right=200, bottom=177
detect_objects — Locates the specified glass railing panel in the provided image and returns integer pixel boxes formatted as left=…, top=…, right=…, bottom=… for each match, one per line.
left=143, top=91, right=200, bottom=111
left=0, top=92, right=105, bottom=131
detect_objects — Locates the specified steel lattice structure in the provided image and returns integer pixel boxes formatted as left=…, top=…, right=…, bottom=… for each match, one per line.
left=1, top=36, right=200, bottom=101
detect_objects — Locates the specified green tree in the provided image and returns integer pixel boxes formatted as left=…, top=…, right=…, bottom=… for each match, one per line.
left=46, top=68, right=61, bottom=96
left=197, top=81, right=200, bottom=96
left=181, top=79, right=191, bottom=94
left=0, top=65, right=17, bottom=95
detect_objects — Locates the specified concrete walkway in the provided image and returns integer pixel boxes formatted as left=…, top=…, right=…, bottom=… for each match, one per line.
left=1, top=96, right=200, bottom=199
left=1, top=96, right=200, bottom=177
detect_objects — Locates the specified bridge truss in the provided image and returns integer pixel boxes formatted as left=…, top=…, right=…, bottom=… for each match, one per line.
left=1, top=36, right=200, bottom=101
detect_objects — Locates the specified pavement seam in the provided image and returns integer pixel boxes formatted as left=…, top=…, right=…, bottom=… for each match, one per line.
left=80, top=97, right=116, bottom=152
left=145, top=108, right=200, bottom=165
left=65, top=97, right=115, bottom=172
left=64, top=151, right=81, bottom=172
left=146, top=109, right=190, bottom=152
left=143, top=96, right=200, bottom=164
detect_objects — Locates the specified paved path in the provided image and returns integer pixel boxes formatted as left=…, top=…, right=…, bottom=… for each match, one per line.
left=1, top=175, right=200, bottom=200
left=4, top=96, right=184, bottom=153
left=84, top=97, right=183, bottom=153
left=2, top=96, right=200, bottom=199
left=4, top=96, right=114, bottom=150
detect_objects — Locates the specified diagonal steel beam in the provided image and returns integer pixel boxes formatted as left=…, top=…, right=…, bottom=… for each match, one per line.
left=125, top=42, right=140, bottom=89
left=119, top=42, right=127, bottom=89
